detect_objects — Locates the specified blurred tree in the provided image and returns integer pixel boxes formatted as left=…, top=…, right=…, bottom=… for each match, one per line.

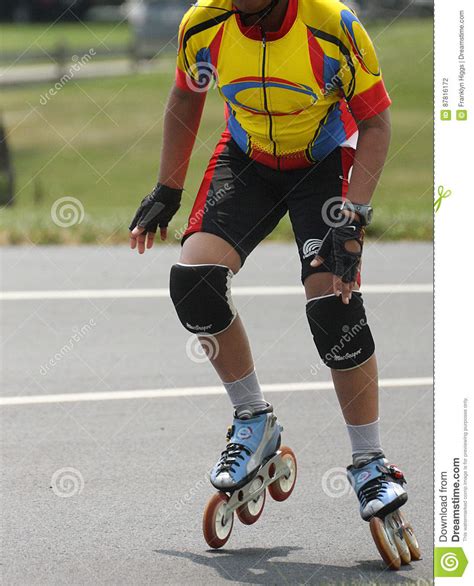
left=0, top=115, right=15, bottom=207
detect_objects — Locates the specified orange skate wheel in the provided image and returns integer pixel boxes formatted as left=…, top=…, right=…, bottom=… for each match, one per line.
left=370, top=516, right=401, bottom=570
left=398, top=511, right=422, bottom=561
left=236, top=486, right=266, bottom=525
left=203, top=492, right=234, bottom=549
left=268, top=446, right=297, bottom=502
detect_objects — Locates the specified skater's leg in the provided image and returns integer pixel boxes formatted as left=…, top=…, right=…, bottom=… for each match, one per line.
left=173, top=233, right=280, bottom=489
left=304, top=273, right=383, bottom=463
left=177, top=232, right=266, bottom=411
left=330, top=355, right=379, bottom=424
left=180, top=233, right=254, bottom=382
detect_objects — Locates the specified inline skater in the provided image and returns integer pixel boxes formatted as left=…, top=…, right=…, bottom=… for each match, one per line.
left=129, top=0, right=419, bottom=566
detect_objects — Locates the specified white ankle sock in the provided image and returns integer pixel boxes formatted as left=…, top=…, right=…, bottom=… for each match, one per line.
left=346, top=419, right=384, bottom=466
left=223, top=370, right=267, bottom=417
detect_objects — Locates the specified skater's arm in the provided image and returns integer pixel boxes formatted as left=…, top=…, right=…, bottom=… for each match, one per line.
left=158, top=84, right=207, bottom=189
left=345, top=109, right=391, bottom=208
left=129, top=84, right=206, bottom=253
left=311, top=109, right=391, bottom=303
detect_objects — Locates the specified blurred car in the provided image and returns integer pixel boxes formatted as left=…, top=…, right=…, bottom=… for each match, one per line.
left=1, top=0, right=92, bottom=21
left=124, top=0, right=189, bottom=59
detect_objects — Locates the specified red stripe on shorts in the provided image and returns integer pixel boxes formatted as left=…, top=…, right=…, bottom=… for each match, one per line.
left=340, top=146, right=362, bottom=286
left=341, top=147, right=355, bottom=200
left=183, top=131, right=232, bottom=238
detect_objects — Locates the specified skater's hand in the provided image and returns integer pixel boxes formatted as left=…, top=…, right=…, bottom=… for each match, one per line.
left=129, top=183, right=182, bottom=254
left=311, top=212, right=365, bottom=305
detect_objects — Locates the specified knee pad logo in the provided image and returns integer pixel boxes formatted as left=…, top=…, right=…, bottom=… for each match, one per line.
left=185, top=322, right=213, bottom=333
left=302, top=238, right=323, bottom=259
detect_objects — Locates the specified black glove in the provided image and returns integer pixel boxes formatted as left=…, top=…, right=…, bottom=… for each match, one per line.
left=317, top=220, right=365, bottom=284
left=129, top=183, right=182, bottom=233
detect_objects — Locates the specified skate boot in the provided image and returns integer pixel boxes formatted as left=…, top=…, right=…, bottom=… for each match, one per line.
left=347, top=456, right=421, bottom=570
left=203, top=405, right=297, bottom=549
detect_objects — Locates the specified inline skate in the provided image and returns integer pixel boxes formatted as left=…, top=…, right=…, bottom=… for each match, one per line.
left=347, top=456, right=421, bottom=570
left=203, top=406, right=297, bottom=548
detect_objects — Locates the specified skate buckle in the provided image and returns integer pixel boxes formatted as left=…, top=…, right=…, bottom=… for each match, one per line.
left=387, top=464, right=405, bottom=482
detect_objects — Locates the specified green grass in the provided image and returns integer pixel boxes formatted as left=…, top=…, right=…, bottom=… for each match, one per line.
left=0, top=22, right=131, bottom=58
left=0, top=18, right=433, bottom=245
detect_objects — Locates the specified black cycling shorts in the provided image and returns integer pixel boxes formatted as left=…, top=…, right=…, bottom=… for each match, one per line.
left=181, top=131, right=356, bottom=283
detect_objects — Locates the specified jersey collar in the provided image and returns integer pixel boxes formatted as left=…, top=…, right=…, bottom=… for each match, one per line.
left=234, top=0, right=298, bottom=41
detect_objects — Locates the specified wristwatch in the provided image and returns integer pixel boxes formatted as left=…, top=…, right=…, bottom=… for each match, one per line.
left=341, top=201, right=374, bottom=227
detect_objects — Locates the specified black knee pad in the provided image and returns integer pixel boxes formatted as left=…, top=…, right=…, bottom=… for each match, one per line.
left=306, top=292, right=375, bottom=370
left=169, top=264, right=237, bottom=335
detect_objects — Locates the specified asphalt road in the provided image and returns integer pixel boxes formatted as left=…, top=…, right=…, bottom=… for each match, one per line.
left=1, top=242, right=433, bottom=585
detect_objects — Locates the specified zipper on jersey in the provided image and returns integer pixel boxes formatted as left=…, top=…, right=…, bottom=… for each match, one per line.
left=260, top=27, right=279, bottom=168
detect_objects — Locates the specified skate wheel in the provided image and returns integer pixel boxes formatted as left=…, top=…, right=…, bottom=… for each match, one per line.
left=392, top=525, right=411, bottom=565
left=203, top=492, right=234, bottom=549
left=386, top=512, right=411, bottom=565
left=268, top=446, right=297, bottom=502
left=237, top=484, right=266, bottom=525
left=370, top=516, right=401, bottom=570
left=398, top=512, right=422, bottom=561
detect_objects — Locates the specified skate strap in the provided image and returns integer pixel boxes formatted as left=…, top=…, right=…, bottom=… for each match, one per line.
left=379, top=463, right=406, bottom=483
left=351, top=460, right=406, bottom=493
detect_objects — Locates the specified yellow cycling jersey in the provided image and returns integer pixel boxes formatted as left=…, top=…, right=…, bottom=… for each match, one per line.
left=176, top=0, right=391, bottom=170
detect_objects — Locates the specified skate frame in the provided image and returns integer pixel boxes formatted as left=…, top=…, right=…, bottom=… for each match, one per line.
left=221, top=450, right=292, bottom=521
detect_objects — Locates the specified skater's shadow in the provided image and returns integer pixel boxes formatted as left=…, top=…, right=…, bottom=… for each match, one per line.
left=155, top=547, right=422, bottom=584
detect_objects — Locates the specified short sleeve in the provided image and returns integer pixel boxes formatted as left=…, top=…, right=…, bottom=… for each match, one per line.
left=337, top=9, right=391, bottom=120
left=176, top=7, right=219, bottom=93
left=175, top=8, right=198, bottom=92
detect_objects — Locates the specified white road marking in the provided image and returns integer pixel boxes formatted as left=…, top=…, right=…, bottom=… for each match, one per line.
left=0, top=377, right=432, bottom=406
left=0, top=283, right=432, bottom=301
